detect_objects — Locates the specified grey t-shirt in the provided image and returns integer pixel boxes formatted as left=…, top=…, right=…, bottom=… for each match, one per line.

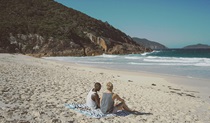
left=100, top=93, right=114, bottom=114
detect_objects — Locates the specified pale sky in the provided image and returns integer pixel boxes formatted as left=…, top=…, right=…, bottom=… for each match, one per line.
left=55, top=0, right=210, bottom=48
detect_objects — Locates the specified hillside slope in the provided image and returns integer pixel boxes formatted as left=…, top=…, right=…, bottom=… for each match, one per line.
left=0, top=0, right=151, bottom=57
left=133, top=37, right=167, bottom=50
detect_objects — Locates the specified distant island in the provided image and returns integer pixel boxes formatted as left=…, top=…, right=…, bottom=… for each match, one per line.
left=132, top=37, right=167, bottom=50
left=183, top=44, right=210, bottom=49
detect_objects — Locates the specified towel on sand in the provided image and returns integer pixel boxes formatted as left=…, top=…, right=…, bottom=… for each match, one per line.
left=65, top=103, right=130, bottom=118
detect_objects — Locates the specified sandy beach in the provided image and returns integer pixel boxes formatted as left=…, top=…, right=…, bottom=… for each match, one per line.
left=0, top=53, right=210, bottom=123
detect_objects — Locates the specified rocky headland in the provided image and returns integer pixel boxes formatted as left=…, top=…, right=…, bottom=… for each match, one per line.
left=0, top=0, right=151, bottom=57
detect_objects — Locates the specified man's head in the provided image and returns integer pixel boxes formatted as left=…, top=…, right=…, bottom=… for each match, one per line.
left=106, top=82, right=113, bottom=91
left=94, top=82, right=101, bottom=92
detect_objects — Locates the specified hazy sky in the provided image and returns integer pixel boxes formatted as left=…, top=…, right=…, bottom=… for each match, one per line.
left=55, top=0, right=210, bottom=48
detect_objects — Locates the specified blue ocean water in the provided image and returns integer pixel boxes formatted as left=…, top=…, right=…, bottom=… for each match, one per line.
left=44, top=49, right=210, bottom=79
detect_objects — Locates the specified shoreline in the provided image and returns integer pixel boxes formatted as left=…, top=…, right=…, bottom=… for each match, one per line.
left=1, top=53, right=210, bottom=122
left=43, top=54, right=210, bottom=81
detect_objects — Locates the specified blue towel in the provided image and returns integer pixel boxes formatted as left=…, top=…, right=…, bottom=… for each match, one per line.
left=65, top=103, right=130, bottom=118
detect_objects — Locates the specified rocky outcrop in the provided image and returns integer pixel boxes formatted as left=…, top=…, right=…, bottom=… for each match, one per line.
left=7, top=33, right=105, bottom=57
left=85, top=33, right=150, bottom=55
left=108, top=43, right=149, bottom=54
left=85, top=33, right=108, bottom=52
left=97, top=37, right=107, bottom=52
left=133, top=37, right=167, bottom=50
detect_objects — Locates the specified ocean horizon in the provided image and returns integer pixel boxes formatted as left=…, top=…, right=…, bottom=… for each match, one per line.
left=44, top=49, right=210, bottom=80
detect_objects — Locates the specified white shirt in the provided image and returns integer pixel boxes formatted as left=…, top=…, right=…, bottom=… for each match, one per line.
left=86, top=89, right=97, bottom=110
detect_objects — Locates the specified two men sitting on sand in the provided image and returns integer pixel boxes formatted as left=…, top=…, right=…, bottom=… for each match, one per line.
left=86, top=82, right=133, bottom=114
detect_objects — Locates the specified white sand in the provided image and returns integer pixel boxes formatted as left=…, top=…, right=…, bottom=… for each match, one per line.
left=0, top=53, right=210, bottom=123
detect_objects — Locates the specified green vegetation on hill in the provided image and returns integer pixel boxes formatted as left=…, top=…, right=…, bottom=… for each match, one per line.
left=0, top=0, right=94, bottom=48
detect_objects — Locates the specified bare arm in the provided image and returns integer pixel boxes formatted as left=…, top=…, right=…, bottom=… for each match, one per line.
left=113, top=93, right=124, bottom=102
left=91, top=93, right=100, bottom=108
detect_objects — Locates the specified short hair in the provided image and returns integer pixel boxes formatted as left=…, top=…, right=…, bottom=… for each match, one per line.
left=94, top=82, right=101, bottom=90
left=106, top=82, right=113, bottom=91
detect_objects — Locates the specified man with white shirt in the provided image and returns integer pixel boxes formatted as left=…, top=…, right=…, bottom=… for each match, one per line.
left=86, top=82, right=101, bottom=109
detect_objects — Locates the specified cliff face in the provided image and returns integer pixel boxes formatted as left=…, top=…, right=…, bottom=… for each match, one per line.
left=0, top=0, right=151, bottom=57
left=132, top=37, right=167, bottom=50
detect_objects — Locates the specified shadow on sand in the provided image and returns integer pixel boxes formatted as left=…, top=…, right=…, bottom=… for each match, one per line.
left=131, top=111, right=153, bottom=116
left=115, top=110, right=153, bottom=117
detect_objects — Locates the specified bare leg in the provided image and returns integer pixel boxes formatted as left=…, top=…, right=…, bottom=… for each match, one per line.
left=122, top=102, right=133, bottom=112
left=116, top=102, right=133, bottom=112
